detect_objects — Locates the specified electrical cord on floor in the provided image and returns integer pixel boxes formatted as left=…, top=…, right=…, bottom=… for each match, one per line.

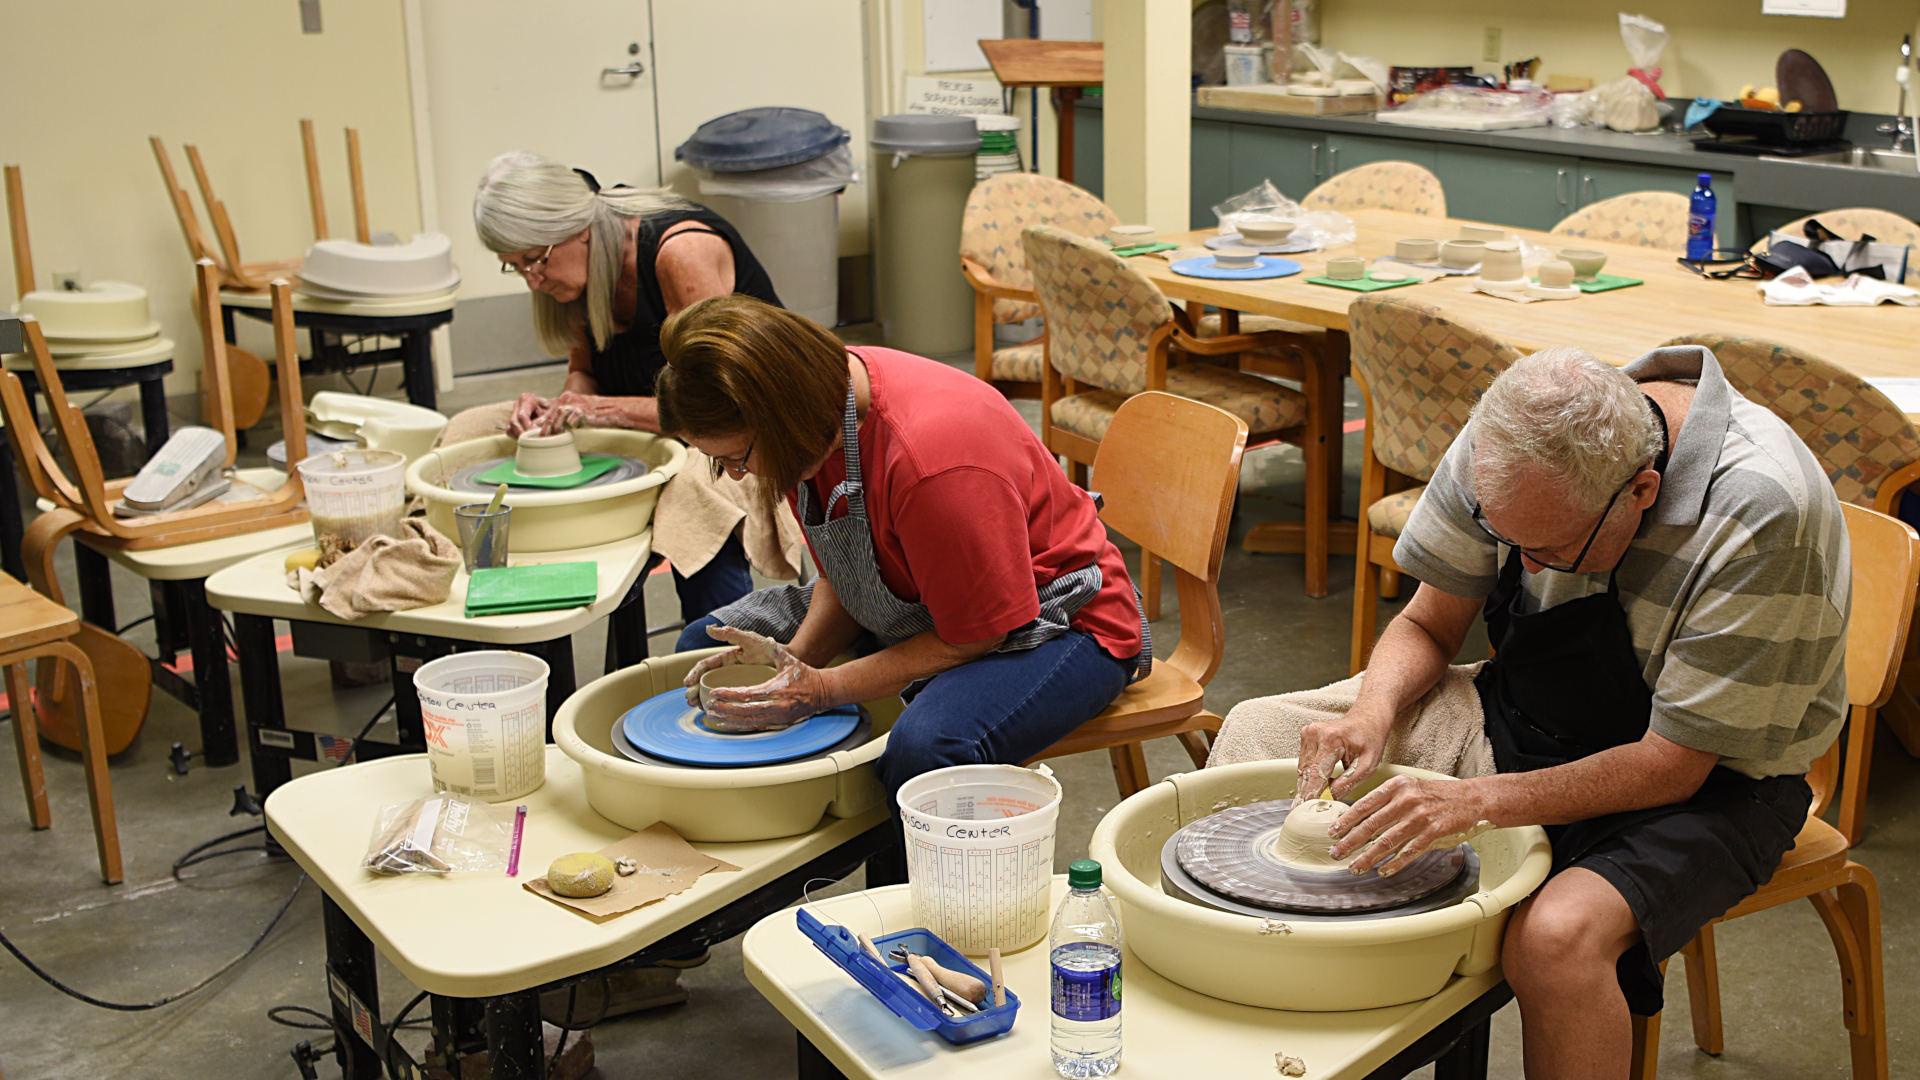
left=344, top=696, right=396, bottom=762
left=116, top=613, right=155, bottom=637
left=380, top=990, right=429, bottom=1073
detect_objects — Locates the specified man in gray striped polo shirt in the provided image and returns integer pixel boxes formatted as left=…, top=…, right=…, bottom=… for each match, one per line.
left=1210, top=344, right=1847, bottom=1075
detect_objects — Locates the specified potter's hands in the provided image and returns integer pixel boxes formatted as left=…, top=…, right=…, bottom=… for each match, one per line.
left=506, top=392, right=552, bottom=437
left=530, top=391, right=608, bottom=435
left=681, top=625, right=835, bottom=732
left=1294, top=706, right=1394, bottom=804
left=1328, top=775, right=1489, bottom=877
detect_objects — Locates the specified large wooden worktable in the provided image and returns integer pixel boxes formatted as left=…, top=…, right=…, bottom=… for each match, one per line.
left=1136, top=209, right=1920, bottom=377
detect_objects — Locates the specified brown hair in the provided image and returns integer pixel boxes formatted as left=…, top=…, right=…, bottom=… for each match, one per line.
left=656, top=295, right=849, bottom=494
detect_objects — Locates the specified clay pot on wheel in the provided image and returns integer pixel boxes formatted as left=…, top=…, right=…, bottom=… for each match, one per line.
left=515, top=431, right=583, bottom=478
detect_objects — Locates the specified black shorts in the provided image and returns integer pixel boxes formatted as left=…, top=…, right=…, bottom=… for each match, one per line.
left=1541, top=767, right=1811, bottom=1016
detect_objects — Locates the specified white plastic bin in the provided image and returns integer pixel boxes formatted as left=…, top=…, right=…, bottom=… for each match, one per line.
left=897, top=763, right=1063, bottom=955
left=295, top=448, right=406, bottom=551
left=699, top=190, right=841, bottom=328
left=414, top=650, right=550, bottom=802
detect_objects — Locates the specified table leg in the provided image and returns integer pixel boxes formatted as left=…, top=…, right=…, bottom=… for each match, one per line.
left=179, top=579, right=237, bottom=767
left=1052, top=86, right=1082, bottom=184
left=798, top=1033, right=851, bottom=1080
left=137, top=377, right=171, bottom=457
left=74, top=544, right=115, bottom=630
left=483, top=991, right=544, bottom=1079
left=0, top=439, right=24, bottom=581
left=221, top=305, right=238, bottom=345
left=323, top=894, right=384, bottom=1080
left=149, top=581, right=190, bottom=669
left=402, top=330, right=437, bottom=410
left=605, top=571, right=650, bottom=675
left=429, top=995, right=487, bottom=1073
left=538, top=638, right=576, bottom=742
left=1432, top=1014, right=1492, bottom=1080
left=234, top=612, right=292, bottom=795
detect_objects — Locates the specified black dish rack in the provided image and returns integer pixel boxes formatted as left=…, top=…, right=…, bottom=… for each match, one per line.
left=1701, top=106, right=1849, bottom=146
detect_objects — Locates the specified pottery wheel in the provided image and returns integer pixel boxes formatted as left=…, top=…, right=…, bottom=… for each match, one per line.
left=611, top=708, right=872, bottom=769
left=1174, top=799, right=1470, bottom=914
left=1160, top=829, right=1480, bottom=923
left=447, top=456, right=648, bottom=492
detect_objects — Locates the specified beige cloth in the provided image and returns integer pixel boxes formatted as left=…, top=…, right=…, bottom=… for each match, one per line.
left=1208, top=663, right=1499, bottom=780
left=437, top=402, right=806, bottom=580
left=292, top=519, right=461, bottom=620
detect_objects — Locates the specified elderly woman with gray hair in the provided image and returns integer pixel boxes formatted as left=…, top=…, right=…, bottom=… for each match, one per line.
left=465, top=151, right=796, bottom=623
left=1211, top=344, right=1848, bottom=1075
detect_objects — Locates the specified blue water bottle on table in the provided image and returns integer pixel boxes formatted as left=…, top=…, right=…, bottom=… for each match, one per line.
left=1050, top=859, right=1123, bottom=1077
left=1687, top=173, right=1716, bottom=262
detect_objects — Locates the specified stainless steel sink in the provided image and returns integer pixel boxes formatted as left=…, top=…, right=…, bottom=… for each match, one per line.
left=1768, top=147, right=1920, bottom=171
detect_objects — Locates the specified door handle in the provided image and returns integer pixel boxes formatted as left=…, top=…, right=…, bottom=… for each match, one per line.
left=1555, top=167, right=1569, bottom=207
left=1328, top=145, right=1340, bottom=173
left=1581, top=174, right=1595, bottom=202
left=1310, top=142, right=1321, bottom=180
left=602, top=61, right=646, bottom=79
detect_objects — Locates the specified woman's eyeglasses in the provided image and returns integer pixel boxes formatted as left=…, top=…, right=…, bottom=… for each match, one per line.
left=711, top=437, right=755, bottom=475
left=500, top=243, right=556, bottom=278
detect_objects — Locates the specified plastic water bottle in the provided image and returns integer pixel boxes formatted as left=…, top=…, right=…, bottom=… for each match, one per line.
left=1687, top=174, right=1716, bottom=262
left=1050, top=859, right=1123, bottom=1077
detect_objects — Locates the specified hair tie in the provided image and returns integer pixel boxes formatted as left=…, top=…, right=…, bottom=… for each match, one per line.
left=572, top=167, right=602, bottom=193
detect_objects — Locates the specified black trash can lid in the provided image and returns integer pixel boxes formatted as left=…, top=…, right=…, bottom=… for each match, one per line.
left=675, top=107, right=851, bottom=173
left=871, top=113, right=979, bottom=155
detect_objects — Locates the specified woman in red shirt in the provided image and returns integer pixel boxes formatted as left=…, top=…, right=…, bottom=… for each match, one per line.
left=656, top=296, right=1148, bottom=810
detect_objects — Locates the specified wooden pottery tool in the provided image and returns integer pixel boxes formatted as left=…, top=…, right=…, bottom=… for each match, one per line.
left=889, top=946, right=987, bottom=1005
left=989, top=948, right=1005, bottom=1007
left=469, top=481, right=509, bottom=567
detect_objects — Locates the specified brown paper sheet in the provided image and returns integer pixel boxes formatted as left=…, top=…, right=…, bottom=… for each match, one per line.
left=523, top=823, right=740, bottom=922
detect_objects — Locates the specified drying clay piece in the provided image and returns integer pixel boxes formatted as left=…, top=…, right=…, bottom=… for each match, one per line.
left=1270, top=799, right=1357, bottom=870
left=615, top=856, right=638, bottom=876
left=1275, top=1053, right=1308, bottom=1077
left=547, top=852, right=617, bottom=898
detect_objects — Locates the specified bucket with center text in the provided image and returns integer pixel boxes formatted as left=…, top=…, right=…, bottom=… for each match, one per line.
left=296, top=448, right=407, bottom=551
left=414, top=650, right=549, bottom=801
left=896, top=763, right=1063, bottom=955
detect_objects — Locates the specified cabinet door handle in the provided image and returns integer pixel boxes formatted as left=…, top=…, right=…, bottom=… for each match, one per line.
left=1329, top=145, right=1340, bottom=173
left=1311, top=143, right=1322, bottom=180
left=1555, top=167, right=1569, bottom=207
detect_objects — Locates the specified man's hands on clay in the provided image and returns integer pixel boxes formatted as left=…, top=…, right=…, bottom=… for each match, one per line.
left=1294, top=706, right=1394, bottom=803
left=1327, top=774, right=1488, bottom=876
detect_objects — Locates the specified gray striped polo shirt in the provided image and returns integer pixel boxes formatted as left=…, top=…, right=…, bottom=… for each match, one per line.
left=1394, top=345, right=1850, bottom=779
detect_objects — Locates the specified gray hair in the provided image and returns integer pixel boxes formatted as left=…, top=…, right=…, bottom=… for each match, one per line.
left=473, top=151, right=689, bottom=356
left=1470, top=346, right=1661, bottom=513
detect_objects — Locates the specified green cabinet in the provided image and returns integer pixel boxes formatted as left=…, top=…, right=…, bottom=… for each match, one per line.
left=1191, top=120, right=1236, bottom=227
left=1073, top=103, right=1105, bottom=199
left=1227, top=123, right=1322, bottom=204
left=1577, top=160, right=1737, bottom=248
left=1434, top=145, right=1579, bottom=232
left=1325, top=132, right=1435, bottom=176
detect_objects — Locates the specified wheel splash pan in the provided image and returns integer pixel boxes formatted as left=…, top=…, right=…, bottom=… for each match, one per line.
left=1087, top=759, right=1550, bottom=1012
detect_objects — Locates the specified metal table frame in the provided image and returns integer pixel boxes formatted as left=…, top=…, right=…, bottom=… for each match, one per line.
left=221, top=303, right=450, bottom=411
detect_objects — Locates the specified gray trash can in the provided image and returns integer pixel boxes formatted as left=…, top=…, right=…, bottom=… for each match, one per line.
left=676, top=108, right=854, bottom=328
left=871, top=114, right=978, bottom=356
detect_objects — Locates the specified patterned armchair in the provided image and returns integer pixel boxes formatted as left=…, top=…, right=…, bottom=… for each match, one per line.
left=1552, top=191, right=1689, bottom=250
left=1023, top=224, right=1343, bottom=605
left=960, top=174, right=1120, bottom=399
left=1751, top=208, right=1920, bottom=283
left=1348, top=296, right=1520, bottom=671
left=1303, top=162, right=1447, bottom=217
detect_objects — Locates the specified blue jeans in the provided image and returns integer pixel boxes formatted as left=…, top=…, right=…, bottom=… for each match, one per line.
left=671, top=533, right=753, bottom=628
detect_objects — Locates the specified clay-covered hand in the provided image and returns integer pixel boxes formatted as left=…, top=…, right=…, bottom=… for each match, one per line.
left=682, top=624, right=791, bottom=704
left=1326, top=774, right=1488, bottom=877
left=1293, top=707, right=1393, bottom=804
left=694, top=626, right=834, bottom=733
left=532, top=391, right=624, bottom=435
left=505, top=391, right=553, bottom=437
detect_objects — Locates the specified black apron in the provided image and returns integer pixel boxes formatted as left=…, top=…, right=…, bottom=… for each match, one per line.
left=1473, top=547, right=1809, bottom=1015
left=587, top=205, right=782, bottom=397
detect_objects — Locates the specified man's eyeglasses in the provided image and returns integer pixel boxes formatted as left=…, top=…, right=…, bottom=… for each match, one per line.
left=500, top=243, right=556, bottom=278
left=1471, top=472, right=1636, bottom=573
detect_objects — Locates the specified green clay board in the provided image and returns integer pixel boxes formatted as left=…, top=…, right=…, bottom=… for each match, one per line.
left=465, top=561, right=598, bottom=617
left=1306, top=274, right=1423, bottom=292
left=1573, top=274, right=1644, bottom=294
left=1113, top=241, right=1180, bottom=257
left=474, top=454, right=624, bottom=489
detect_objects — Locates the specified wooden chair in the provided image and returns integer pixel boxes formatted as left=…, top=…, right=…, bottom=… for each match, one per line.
left=1630, top=502, right=1915, bottom=1080
left=2, top=566, right=122, bottom=884
left=149, top=136, right=302, bottom=292
left=1750, top=207, right=1920, bottom=283
left=1663, top=332, right=1920, bottom=845
left=6, top=165, right=35, bottom=302
left=960, top=174, right=1119, bottom=399
left=1022, top=223, right=1339, bottom=604
left=1026, top=391, right=1246, bottom=796
left=1552, top=191, right=1690, bottom=250
left=1349, top=297, right=1520, bottom=672
left=1303, top=161, right=1447, bottom=217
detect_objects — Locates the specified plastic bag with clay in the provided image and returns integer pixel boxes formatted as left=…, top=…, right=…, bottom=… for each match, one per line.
left=1619, top=13, right=1668, bottom=98
left=1591, top=76, right=1660, bottom=133
left=363, top=794, right=515, bottom=875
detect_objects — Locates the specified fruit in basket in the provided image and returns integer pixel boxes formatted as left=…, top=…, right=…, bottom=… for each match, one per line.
left=1738, top=84, right=1783, bottom=110
left=1785, top=101, right=1803, bottom=112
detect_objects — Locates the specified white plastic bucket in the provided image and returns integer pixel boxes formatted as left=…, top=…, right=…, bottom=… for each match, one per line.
left=897, top=763, right=1063, bottom=955
left=414, top=650, right=550, bottom=801
left=296, top=448, right=407, bottom=550
left=700, top=190, right=841, bottom=328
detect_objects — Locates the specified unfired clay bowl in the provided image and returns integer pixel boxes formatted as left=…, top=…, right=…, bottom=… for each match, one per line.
left=1538, top=260, right=1577, bottom=289
left=1440, top=240, right=1486, bottom=270
left=1212, top=246, right=1261, bottom=270
left=1326, top=256, right=1366, bottom=281
left=1460, top=224, right=1510, bottom=244
left=515, top=430, right=583, bottom=478
left=1479, top=243, right=1525, bottom=284
left=1396, top=238, right=1440, bottom=263
left=699, top=663, right=779, bottom=713
left=1236, top=215, right=1297, bottom=245
left=1108, top=224, right=1157, bottom=246
left=1559, top=248, right=1608, bottom=281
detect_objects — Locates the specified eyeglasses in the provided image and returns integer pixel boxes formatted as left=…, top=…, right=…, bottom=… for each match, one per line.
left=499, top=244, right=556, bottom=278
left=1676, top=253, right=1764, bottom=280
left=1471, top=472, right=1636, bottom=574
left=711, top=437, right=755, bottom=475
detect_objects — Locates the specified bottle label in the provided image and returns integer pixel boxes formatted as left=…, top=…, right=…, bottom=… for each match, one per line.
left=1051, top=961, right=1122, bottom=1022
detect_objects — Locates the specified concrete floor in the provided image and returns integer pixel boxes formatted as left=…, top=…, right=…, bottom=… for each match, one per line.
left=1, top=332, right=1915, bottom=1078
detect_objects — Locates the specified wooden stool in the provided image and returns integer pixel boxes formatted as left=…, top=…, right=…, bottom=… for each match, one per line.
left=2, top=571, right=121, bottom=884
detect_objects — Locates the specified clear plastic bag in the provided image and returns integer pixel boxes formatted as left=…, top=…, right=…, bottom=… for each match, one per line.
left=694, top=145, right=858, bottom=203
left=363, top=794, right=516, bottom=875
left=1212, top=181, right=1356, bottom=248
left=1619, top=13, right=1668, bottom=98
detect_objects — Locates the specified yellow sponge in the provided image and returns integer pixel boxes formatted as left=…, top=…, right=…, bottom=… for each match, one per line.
left=547, top=853, right=616, bottom=898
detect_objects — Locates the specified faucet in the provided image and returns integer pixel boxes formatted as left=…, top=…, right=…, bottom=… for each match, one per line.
left=1878, top=35, right=1914, bottom=152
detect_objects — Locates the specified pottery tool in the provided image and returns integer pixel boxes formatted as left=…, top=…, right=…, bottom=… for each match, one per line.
left=506, top=804, right=527, bottom=877
left=861, top=934, right=951, bottom=1011
left=469, top=482, right=508, bottom=567
left=989, top=948, right=1005, bottom=1008
left=906, top=955, right=956, bottom=1016
left=889, top=946, right=987, bottom=1006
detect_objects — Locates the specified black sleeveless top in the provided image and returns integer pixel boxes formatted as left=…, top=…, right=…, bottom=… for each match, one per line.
left=587, top=204, right=782, bottom=397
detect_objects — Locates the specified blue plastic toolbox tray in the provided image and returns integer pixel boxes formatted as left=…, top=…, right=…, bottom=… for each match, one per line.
left=796, top=908, right=1020, bottom=1045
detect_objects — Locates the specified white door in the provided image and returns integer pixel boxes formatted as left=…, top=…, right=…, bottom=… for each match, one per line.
left=415, top=0, right=659, bottom=305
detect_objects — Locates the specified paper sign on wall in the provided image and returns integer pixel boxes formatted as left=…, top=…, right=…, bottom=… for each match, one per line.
left=904, top=75, right=1007, bottom=116
left=1761, top=0, right=1845, bottom=17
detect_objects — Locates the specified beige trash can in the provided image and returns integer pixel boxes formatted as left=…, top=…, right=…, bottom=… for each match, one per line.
left=872, top=114, right=978, bottom=356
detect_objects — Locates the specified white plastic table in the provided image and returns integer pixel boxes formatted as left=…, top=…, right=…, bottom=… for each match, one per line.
left=265, top=747, right=894, bottom=1079
left=219, top=287, right=457, bottom=410
left=744, top=879, right=1511, bottom=1080
left=205, top=529, right=655, bottom=796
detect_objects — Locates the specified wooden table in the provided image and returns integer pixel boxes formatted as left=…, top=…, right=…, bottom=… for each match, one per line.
left=744, top=878, right=1512, bottom=1079
left=978, top=39, right=1102, bottom=185
left=265, top=747, right=893, bottom=1078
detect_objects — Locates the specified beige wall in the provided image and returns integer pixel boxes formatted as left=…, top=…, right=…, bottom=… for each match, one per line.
left=0, top=1, right=421, bottom=395
left=1316, top=0, right=1920, bottom=113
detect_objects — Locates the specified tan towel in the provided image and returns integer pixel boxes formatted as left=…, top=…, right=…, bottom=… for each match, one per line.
left=1208, top=663, right=1498, bottom=780
left=292, top=519, right=460, bottom=620
left=436, top=402, right=806, bottom=580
